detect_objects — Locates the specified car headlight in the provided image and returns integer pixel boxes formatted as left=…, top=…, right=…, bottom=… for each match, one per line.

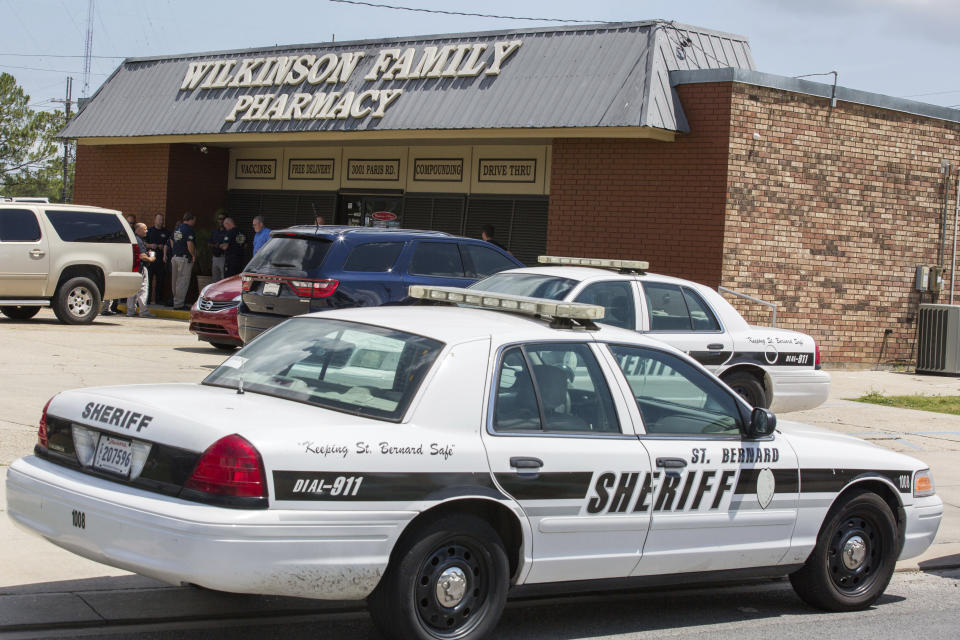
left=914, top=469, right=936, bottom=497
left=232, top=294, right=242, bottom=302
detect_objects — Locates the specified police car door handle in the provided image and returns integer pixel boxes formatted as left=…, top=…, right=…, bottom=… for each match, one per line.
left=510, top=457, right=543, bottom=470
left=655, top=457, right=687, bottom=469
left=707, top=343, right=724, bottom=350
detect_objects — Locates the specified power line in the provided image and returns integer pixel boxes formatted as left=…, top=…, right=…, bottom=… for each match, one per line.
left=0, top=52, right=124, bottom=59
left=327, top=0, right=615, bottom=23
left=900, top=89, right=960, bottom=99
left=0, top=62, right=109, bottom=75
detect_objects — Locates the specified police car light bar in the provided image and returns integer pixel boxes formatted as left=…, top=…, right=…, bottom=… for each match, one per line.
left=408, top=285, right=605, bottom=321
left=538, top=255, right=649, bottom=271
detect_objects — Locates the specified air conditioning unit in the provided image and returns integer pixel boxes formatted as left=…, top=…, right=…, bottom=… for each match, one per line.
left=917, top=304, right=960, bottom=374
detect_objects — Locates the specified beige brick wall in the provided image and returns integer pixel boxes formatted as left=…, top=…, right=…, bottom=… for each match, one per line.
left=720, top=83, right=960, bottom=366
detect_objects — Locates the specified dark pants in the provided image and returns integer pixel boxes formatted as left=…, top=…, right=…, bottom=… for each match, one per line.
left=148, top=263, right=166, bottom=304
left=224, top=260, right=245, bottom=278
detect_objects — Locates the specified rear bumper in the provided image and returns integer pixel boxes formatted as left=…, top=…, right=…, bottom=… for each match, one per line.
left=103, top=272, right=143, bottom=299
left=768, top=369, right=831, bottom=413
left=237, top=305, right=287, bottom=343
left=6, top=456, right=410, bottom=599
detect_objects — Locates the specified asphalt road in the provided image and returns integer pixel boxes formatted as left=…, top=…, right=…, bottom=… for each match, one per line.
left=5, top=569, right=959, bottom=640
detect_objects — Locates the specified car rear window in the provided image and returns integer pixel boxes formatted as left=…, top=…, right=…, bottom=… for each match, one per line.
left=0, top=209, right=42, bottom=242
left=245, top=236, right=331, bottom=273
left=203, top=317, right=444, bottom=422
left=45, top=210, right=128, bottom=243
left=469, top=273, right=577, bottom=300
left=461, top=243, right=518, bottom=278
left=343, top=241, right=404, bottom=272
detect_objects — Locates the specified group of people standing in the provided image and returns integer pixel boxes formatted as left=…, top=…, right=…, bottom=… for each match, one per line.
left=103, top=212, right=273, bottom=316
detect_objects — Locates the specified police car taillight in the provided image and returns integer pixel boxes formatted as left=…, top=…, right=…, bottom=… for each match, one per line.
left=184, top=434, right=266, bottom=499
left=815, top=341, right=821, bottom=367
left=289, top=278, right=339, bottom=298
left=132, top=243, right=141, bottom=273
left=37, top=396, right=53, bottom=449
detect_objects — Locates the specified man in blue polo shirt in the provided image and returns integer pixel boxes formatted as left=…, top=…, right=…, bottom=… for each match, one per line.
left=170, top=212, right=196, bottom=310
left=252, top=215, right=271, bottom=255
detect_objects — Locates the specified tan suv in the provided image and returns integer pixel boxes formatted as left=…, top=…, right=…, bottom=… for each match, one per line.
left=0, top=204, right=143, bottom=324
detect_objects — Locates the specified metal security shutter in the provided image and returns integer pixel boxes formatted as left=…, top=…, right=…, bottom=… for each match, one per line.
left=430, top=197, right=467, bottom=236
left=227, top=190, right=337, bottom=230
left=402, top=197, right=433, bottom=231
left=226, top=190, right=262, bottom=230
left=463, top=196, right=548, bottom=266
left=295, top=193, right=337, bottom=225
left=509, top=198, right=548, bottom=266
left=260, top=192, right=299, bottom=229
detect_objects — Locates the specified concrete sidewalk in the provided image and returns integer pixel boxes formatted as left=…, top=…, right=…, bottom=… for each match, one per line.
left=1, top=317, right=958, bottom=631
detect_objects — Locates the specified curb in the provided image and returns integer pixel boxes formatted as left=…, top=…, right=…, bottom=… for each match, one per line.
left=115, top=304, right=190, bottom=321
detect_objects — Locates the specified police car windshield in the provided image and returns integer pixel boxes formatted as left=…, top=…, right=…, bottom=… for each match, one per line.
left=469, top=273, right=577, bottom=300
left=246, top=236, right=331, bottom=273
left=203, top=317, right=444, bottom=422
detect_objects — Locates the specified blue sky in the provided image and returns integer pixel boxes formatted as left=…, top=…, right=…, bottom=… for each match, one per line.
left=3, top=0, right=959, bottom=112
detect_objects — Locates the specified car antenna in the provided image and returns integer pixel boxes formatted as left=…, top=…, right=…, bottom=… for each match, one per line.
left=237, top=360, right=245, bottom=395
left=312, top=203, right=319, bottom=230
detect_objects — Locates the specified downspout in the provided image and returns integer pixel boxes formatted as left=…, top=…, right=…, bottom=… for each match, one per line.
left=940, top=161, right=952, bottom=273
left=952, top=166, right=960, bottom=304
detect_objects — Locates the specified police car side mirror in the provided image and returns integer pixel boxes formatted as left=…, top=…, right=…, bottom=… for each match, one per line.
left=746, top=407, right=777, bottom=439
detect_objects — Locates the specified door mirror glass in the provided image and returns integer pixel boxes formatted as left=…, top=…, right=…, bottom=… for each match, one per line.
left=747, top=407, right=777, bottom=438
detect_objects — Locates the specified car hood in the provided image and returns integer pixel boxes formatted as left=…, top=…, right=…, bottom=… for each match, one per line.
left=202, top=275, right=242, bottom=302
left=777, top=419, right=927, bottom=472
left=46, top=383, right=376, bottom=454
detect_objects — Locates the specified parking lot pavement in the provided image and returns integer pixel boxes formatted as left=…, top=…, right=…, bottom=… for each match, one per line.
left=0, top=313, right=958, bottom=630
left=790, top=369, right=960, bottom=570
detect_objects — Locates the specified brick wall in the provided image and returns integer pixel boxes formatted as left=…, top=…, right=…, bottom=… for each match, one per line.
left=720, top=83, right=960, bottom=366
left=547, top=83, right=733, bottom=286
left=73, top=144, right=170, bottom=223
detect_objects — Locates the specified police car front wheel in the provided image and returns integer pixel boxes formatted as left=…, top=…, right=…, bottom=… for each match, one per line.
left=789, top=490, right=898, bottom=611
left=367, top=513, right=509, bottom=640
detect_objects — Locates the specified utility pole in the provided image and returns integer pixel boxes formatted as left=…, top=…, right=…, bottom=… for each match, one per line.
left=52, top=77, right=73, bottom=203
left=62, top=77, right=72, bottom=203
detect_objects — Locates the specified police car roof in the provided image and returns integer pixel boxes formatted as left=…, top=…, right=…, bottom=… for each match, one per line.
left=491, top=265, right=700, bottom=288
left=274, top=226, right=454, bottom=240
left=308, top=304, right=671, bottom=348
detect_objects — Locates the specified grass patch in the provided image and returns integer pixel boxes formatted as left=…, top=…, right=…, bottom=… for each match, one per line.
left=854, top=391, right=960, bottom=415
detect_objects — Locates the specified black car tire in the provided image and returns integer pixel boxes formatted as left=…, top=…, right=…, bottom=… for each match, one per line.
left=367, top=513, right=509, bottom=640
left=723, top=371, right=769, bottom=408
left=52, top=277, right=101, bottom=324
left=789, top=490, right=898, bottom=611
left=210, top=342, right=237, bottom=352
left=0, top=305, right=41, bottom=320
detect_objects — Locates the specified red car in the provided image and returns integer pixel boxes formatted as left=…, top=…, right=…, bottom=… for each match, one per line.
left=189, top=275, right=242, bottom=351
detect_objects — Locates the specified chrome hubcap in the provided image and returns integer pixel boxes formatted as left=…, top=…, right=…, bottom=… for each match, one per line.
left=435, top=567, right=467, bottom=607
left=842, top=535, right=867, bottom=570
left=68, top=287, right=93, bottom=316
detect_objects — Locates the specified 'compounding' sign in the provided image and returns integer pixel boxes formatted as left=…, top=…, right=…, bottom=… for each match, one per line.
left=178, top=40, right=523, bottom=124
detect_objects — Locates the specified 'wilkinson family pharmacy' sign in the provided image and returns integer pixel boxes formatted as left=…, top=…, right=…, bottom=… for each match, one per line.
left=178, top=40, right=522, bottom=124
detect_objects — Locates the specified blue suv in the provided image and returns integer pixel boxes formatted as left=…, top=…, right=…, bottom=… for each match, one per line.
left=238, top=226, right=524, bottom=343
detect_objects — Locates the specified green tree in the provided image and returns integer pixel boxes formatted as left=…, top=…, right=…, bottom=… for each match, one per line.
left=0, top=73, right=71, bottom=201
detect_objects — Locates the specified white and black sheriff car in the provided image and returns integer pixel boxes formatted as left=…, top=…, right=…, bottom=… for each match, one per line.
left=6, top=286, right=941, bottom=640
left=470, top=256, right=831, bottom=412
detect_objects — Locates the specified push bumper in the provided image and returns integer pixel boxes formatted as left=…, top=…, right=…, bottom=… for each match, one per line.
left=768, top=369, right=831, bottom=413
left=899, top=495, right=943, bottom=560
left=6, top=456, right=412, bottom=599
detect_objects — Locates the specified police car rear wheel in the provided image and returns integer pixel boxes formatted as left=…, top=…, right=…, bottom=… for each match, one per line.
left=0, top=305, right=40, bottom=320
left=723, top=371, right=768, bottom=408
left=368, top=513, right=509, bottom=640
left=789, top=490, right=897, bottom=611
left=52, top=277, right=101, bottom=325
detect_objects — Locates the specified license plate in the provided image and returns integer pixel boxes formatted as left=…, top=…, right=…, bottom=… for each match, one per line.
left=93, top=435, right=133, bottom=477
left=263, top=282, right=280, bottom=296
